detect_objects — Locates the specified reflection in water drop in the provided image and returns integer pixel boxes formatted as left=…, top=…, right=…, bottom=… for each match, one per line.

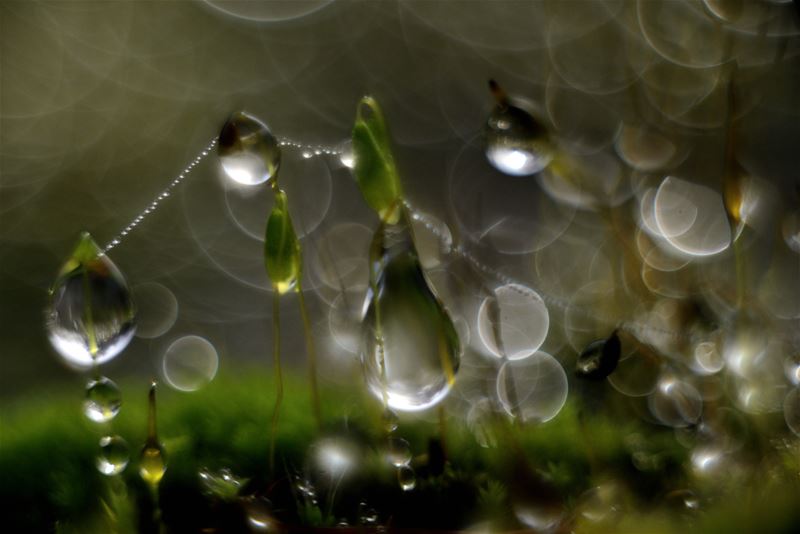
left=397, top=465, right=416, bottom=491
left=477, top=284, right=549, bottom=360
left=97, top=435, right=130, bottom=476
left=218, top=111, right=280, bottom=186
left=132, top=282, right=178, bottom=339
left=83, top=376, right=122, bottom=423
left=485, top=81, right=553, bottom=176
left=385, top=437, right=412, bottom=467
left=497, top=352, right=568, bottom=423
left=162, top=335, right=219, bottom=392
left=361, top=210, right=461, bottom=412
left=46, top=232, right=136, bottom=370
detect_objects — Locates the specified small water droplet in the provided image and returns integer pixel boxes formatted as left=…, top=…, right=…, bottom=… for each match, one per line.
left=218, top=111, right=281, bottom=186
left=382, top=408, right=399, bottom=433
left=302, top=151, right=313, bottom=159
left=361, top=210, right=461, bottom=412
left=314, top=149, right=322, bottom=156
left=45, top=233, right=136, bottom=370
left=83, top=376, right=122, bottom=423
left=96, top=435, right=130, bottom=475
left=242, top=495, right=277, bottom=532
left=397, top=465, right=416, bottom=491
left=575, top=330, right=621, bottom=380
left=485, top=80, right=553, bottom=176
left=385, top=437, right=412, bottom=467
left=140, top=382, right=167, bottom=486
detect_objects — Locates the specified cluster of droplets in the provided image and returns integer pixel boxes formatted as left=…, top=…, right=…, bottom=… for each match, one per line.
left=104, top=137, right=218, bottom=253
left=381, top=408, right=416, bottom=492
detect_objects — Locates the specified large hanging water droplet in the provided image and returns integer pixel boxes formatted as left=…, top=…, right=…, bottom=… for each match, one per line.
left=485, top=80, right=553, bottom=176
left=361, top=209, right=461, bottom=412
left=218, top=111, right=281, bottom=186
left=96, top=435, right=130, bottom=476
left=46, top=232, right=136, bottom=370
left=83, top=376, right=122, bottom=423
left=198, top=467, right=246, bottom=501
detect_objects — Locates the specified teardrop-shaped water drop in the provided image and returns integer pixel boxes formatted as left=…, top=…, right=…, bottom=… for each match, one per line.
left=265, top=189, right=301, bottom=294
left=575, top=330, right=621, bottom=380
left=96, top=435, right=130, bottom=476
left=46, top=232, right=136, bottom=370
left=218, top=111, right=281, bottom=186
left=381, top=407, right=399, bottom=433
left=485, top=80, right=553, bottom=176
left=361, top=209, right=461, bottom=412
left=83, top=376, right=122, bottom=423
left=139, top=382, right=167, bottom=486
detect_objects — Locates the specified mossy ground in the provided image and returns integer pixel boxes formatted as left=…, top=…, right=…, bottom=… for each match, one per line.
left=2, top=369, right=798, bottom=533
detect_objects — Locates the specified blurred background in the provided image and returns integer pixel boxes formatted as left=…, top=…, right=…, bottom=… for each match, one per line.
left=1, top=0, right=798, bottom=410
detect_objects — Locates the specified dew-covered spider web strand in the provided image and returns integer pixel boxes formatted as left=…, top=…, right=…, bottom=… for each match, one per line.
left=103, top=137, right=219, bottom=253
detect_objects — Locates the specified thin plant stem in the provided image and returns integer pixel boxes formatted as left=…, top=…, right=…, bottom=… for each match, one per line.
left=296, top=285, right=322, bottom=429
left=269, top=288, right=283, bottom=474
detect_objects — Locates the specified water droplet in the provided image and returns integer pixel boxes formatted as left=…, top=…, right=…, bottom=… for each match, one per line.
left=497, top=352, right=568, bottom=423
left=162, top=335, right=219, bottom=392
left=139, top=382, right=167, bottom=486
left=385, top=437, right=412, bottom=467
left=241, top=495, right=277, bottom=532
left=198, top=467, right=246, bottom=501
left=575, top=331, right=621, bottom=380
left=665, top=489, right=700, bottom=511
left=83, top=376, right=121, bottom=423
left=96, top=435, right=130, bottom=476
left=359, top=501, right=379, bottom=525
left=361, top=210, right=461, bottom=412
left=485, top=80, right=553, bottom=176
left=337, top=140, right=355, bottom=168
left=302, top=151, right=313, bottom=159
left=477, top=283, right=549, bottom=360
left=382, top=408, right=399, bottom=433
left=45, top=232, right=136, bottom=370
left=218, top=111, right=280, bottom=186
left=265, top=189, right=301, bottom=294
left=397, top=465, right=416, bottom=491
left=693, top=340, right=724, bottom=375
left=577, top=483, right=623, bottom=524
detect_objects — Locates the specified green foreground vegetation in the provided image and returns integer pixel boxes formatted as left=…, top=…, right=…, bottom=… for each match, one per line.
left=2, top=369, right=798, bottom=533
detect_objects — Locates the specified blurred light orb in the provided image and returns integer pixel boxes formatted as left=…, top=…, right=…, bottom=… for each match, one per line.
left=132, top=282, right=178, bottom=339
left=477, top=284, right=549, bottom=360
left=649, top=376, right=702, bottom=428
left=314, top=438, right=356, bottom=479
left=218, top=111, right=280, bottom=186
left=654, top=176, right=731, bottom=257
left=496, top=351, right=568, bottom=423
left=204, top=0, right=335, bottom=22
left=162, top=335, right=219, bottom=392
left=693, top=341, right=724, bottom=375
